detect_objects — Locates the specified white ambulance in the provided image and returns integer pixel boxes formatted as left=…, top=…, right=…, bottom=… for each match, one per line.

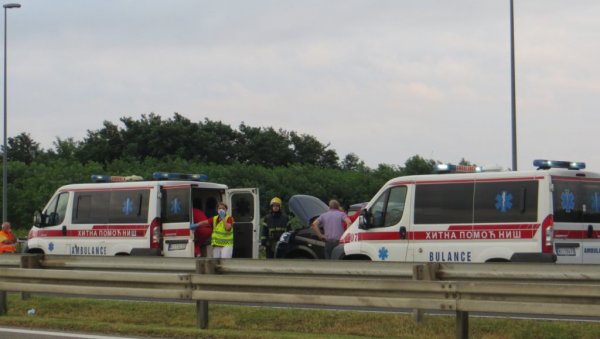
left=26, top=172, right=260, bottom=258
left=332, top=160, right=600, bottom=264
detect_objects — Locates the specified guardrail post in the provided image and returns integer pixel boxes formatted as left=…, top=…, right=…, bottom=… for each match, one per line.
left=196, top=258, right=219, bottom=329
left=0, top=290, right=5, bottom=315
left=20, top=253, right=43, bottom=300
left=456, top=310, right=468, bottom=339
left=412, top=263, right=440, bottom=323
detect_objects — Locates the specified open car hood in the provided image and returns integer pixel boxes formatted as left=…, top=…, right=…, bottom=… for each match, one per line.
left=288, top=195, right=328, bottom=228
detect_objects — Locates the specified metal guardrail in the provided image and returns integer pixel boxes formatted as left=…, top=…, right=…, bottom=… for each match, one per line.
left=0, top=254, right=599, bottom=339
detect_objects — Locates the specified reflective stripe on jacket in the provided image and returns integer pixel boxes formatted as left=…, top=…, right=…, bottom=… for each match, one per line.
left=211, top=215, right=234, bottom=247
left=0, top=243, right=16, bottom=253
left=0, top=230, right=16, bottom=253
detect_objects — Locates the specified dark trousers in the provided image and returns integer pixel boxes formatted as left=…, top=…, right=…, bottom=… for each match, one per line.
left=324, top=240, right=339, bottom=259
left=265, top=245, right=275, bottom=259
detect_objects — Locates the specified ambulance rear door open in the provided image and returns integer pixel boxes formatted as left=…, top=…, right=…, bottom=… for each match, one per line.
left=226, top=188, right=260, bottom=259
left=161, top=184, right=195, bottom=257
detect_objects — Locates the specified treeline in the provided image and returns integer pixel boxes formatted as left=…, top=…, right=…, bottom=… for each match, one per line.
left=1, top=113, right=443, bottom=229
left=5, top=156, right=434, bottom=230
left=8, top=113, right=368, bottom=169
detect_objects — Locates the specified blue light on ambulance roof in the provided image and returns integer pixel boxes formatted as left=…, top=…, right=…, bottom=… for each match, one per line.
left=533, top=159, right=585, bottom=170
left=152, top=172, right=208, bottom=182
left=91, top=175, right=110, bottom=183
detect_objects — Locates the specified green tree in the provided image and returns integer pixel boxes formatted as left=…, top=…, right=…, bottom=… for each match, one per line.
left=52, top=137, right=80, bottom=160
left=341, top=153, right=367, bottom=171
left=76, top=121, right=124, bottom=164
left=403, top=155, right=434, bottom=175
left=237, top=124, right=294, bottom=167
left=196, top=118, right=239, bottom=164
left=7, top=132, right=41, bottom=164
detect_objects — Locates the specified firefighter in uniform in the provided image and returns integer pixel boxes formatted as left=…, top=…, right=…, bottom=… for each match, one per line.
left=0, top=222, right=17, bottom=254
left=261, top=197, right=289, bottom=259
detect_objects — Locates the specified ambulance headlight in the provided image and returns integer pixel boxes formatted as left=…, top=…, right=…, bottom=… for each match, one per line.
left=279, top=231, right=292, bottom=243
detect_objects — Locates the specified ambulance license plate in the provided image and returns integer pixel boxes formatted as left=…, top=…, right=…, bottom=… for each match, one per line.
left=168, top=242, right=187, bottom=251
left=557, top=247, right=576, bottom=256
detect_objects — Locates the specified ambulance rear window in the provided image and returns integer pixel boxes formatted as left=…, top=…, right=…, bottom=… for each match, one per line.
left=552, top=179, right=600, bottom=223
left=162, top=188, right=191, bottom=223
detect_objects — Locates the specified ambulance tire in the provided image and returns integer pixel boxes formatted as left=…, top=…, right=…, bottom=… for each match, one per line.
left=291, top=254, right=312, bottom=259
left=26, top=248, right=44, bottom=255
left=343, top=255, right=371, bottom=261
left=485, top=258, right=509, bottom=263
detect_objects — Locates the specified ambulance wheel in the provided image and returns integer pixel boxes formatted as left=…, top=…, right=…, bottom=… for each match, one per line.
left=290, top=254, right=312, bottom=259
left=26, top=249, right=44, bottom=255
left=485, top=258, right=509, bottom=263
left=343, top=254, right=371, bottom=261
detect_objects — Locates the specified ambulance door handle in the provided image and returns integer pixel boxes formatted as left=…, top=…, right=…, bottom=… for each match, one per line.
left=588, top=225, right=594, bottom=239
left=399, top=226, right=407, bottom=240
left=62, top=225, right=67, bottom=236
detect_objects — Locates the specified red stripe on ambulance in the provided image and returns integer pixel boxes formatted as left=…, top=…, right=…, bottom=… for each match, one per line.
left=30, top=225, right=148, bottom=238
left=341, top=223, right=540, bottom=244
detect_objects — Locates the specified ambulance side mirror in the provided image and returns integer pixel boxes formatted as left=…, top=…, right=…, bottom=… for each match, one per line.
left=358, top=209, right=371, bottom=230
left=33, top=210, right=42, bottom=227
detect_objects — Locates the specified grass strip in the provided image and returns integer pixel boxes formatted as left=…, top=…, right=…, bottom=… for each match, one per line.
left=1, top=293, right=599, bottom=338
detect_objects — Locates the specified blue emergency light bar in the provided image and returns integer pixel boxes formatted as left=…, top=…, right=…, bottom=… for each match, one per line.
left=533, top=159, right=585, bottom=170
left=434, top=163, right=482, bottom=174
left=91, top=175, right=144, bottom=183
left=152, top=172, right=208, bottom=182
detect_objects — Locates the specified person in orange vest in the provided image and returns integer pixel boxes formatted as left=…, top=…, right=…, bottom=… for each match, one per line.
left=0, top=221, right=17, bottom=254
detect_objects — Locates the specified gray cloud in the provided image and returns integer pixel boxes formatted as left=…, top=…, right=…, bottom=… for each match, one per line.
left=6, top=0, right=600, bottom=171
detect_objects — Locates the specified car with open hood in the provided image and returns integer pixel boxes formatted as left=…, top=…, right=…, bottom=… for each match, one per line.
left=275, top=195, right=328, bottom=259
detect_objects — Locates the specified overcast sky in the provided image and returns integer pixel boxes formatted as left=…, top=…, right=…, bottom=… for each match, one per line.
left=5, top=0, right=600, bottom=170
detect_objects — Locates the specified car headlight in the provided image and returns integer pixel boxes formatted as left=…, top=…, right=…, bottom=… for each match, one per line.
left=279, top=231, right=292, bottom=243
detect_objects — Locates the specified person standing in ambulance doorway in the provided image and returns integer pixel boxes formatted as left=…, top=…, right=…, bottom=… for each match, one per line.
left=190, top=198, right=210, bottom=257
left=312, top=199, right=351, bottom=259
left=0, top=222, right=17, bottom=254
left=261, top=197, right=289, bottom=259
left=191, top=202, right=234, bottom=258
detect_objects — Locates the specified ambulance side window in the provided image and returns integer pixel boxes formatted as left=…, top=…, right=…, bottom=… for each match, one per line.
left=414, top=183, right=474, bottom=224
left=370, top=186, right=407, bottom=228
left=73, top=191, right=110, bottom=224
left=45, top=192, right=69, bottom=227
left=108, top=190, right=150, bottom=223
left=474, top=180, right=538, bottom=223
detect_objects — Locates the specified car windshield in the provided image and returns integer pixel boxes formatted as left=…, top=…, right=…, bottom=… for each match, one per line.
left=288, top=195, right=328, bottom=228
